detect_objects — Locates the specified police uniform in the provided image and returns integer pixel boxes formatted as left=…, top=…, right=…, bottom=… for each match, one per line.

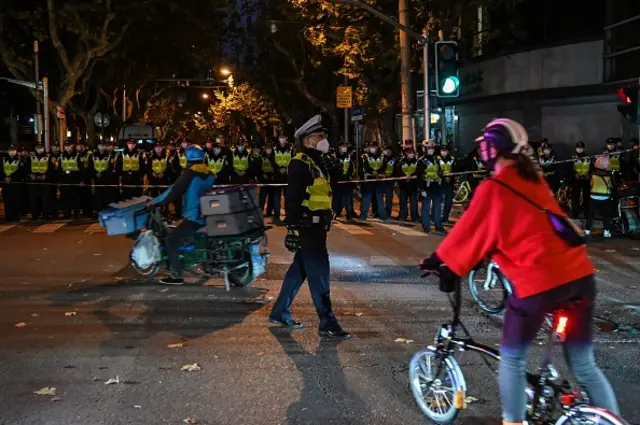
left=120, top=141, right=146, bottom=199
left=106, top=142, right=122, bottom=204
left=417, top=150, right=444, bottom=233
left=230, top=145, right=251, bottom=185
left=49, top=144, right=62, bottom=216
left=359, top=141, right=387, bottom=221
left=28, top=144, right=54, bottom=219
left=76, top=142, right=94, bottom=217
left=205, top=141, right=229, bottom=185
left=538, top=144, right=557, bottom=192
left=1, top=146, right=26, bottom=221
left=381, top=147, right=396, bottom=219
left=258, top=145, right=277, bottom=216
left=148, top=143, right=170, bottom=197
left=333, top=142, right=355, bottom=220
left=398, top=144, right=420, bottom=221
left=437, top=147, right=456, bottom=223
left=269, top=114, right=350, bottom=339
left=273, top=137, right=294, bottom=221
left=605, top=138, right=623, bottom=185
left=90, top=144, right=114, bottom=212
left=570, top=142, right=591, bottom=219
left=468, top=148, right=486, bottom=197
left=59, top=140, right=84, bottom=219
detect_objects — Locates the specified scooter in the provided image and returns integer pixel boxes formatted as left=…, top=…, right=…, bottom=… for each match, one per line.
left=614, top=181, right=640, bottom=239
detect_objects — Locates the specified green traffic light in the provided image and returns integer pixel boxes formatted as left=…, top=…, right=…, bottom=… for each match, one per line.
left=442, top=76, right=459, bottom=94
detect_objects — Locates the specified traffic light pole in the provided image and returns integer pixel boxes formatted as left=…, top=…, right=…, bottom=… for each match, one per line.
left=423, top=39, right=430, bottom=142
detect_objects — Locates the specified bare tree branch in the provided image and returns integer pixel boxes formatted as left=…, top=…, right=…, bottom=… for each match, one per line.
left=47, top=0, right=72, bottom=72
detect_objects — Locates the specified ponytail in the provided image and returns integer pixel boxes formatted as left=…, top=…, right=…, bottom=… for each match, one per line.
left=504, top=152, right=541, bottom=182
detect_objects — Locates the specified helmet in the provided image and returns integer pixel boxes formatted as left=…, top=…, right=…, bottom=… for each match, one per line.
left=476, top=118, right=529, bottom=156
left=185, top=145, right=205, bottom=162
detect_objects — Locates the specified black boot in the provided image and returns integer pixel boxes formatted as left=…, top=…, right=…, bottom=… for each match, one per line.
left=319, top=320, right=351, bottom=340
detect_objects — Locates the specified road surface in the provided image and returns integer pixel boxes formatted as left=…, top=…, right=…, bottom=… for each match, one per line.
left=0, top=218, right=639, bottom=425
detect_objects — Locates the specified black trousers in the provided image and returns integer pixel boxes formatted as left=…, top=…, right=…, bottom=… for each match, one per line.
left=571, top=179, right=590, bottom=219
left=1, top=183, right=22, bottom=221
left=121, top=173, right=143, bottom=199
left=586, top=198, right=613, bottom=232
left=93, top=177, right=113, bottom=213
left=59, top=183, right=82, bottom=218
left=29, top=180, right=53, bottom=219
left=165, top=220, right=202, bottom=279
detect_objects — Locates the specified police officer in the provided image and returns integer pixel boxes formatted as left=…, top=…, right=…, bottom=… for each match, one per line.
left=205, top=139, right=229, bottom=185
left=146, top=141, right=168, bottom=197
left=258, top=143, right=277, bottom=215
left=120, top=139, right=145, bottom=199
left=359, top=140, right=387, bottom=221
left=19, top=146, right=30, bottom=215
left=468, top=145, right=486, bottom=196
left=106, top=140, right=122, bottom=204
left=438, top=144, right=456, bottom=224
left=166, top=141, right=180, bottom=182
left=59, top=139, right=84, bottom=219
left=268, top=115, right=351, bottom=339
left=381, top=145, right=396, bottom=219
left=90, top=140, right=114, bottom=212
left=333, top=140, right=355, bottom=221
left=629, top=138, right=639, bottom=182
left=177, top=138, right=190, bottom=171
left=76, top=141, right=93, bottom=217
left=570, top=142, right=591, bottom=219
left=28, top=143, right=54, bottom=220
left=230, top=138, right=251, bottom=184
left=417, top=140, right=445, bottom=234
left=605, top=137, right=623, bottom=185
left=49, top=142, right=62, bottom=217
left=398, top=142, right=419, bottom=222
left=586, top=156, right=614, bottom=238
left=273, top=134, right=294, bottom=224
left=538, top=142, right=558, bottom=192
left=1, top=145, right=26, bottom=222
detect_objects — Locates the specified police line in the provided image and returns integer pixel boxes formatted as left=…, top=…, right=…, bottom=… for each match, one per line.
left=5, top=147, right=639, bottom=188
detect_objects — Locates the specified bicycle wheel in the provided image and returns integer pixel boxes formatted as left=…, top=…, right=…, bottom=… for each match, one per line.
left=453, top=184, right=469, bottom=204
left=554, top=406, right=629, bottom=425
left=409, top=348, right=466, bottom=425
left=468, top=264, right=508, bottom=315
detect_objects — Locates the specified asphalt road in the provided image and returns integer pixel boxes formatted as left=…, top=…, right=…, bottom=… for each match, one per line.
left=0, top=218, right=639, bottom=425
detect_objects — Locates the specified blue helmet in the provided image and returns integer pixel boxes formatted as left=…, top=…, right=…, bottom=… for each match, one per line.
left=185, top=145, right=205, bottom=162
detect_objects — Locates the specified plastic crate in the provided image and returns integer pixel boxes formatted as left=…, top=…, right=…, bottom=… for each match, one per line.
left=98, top=199, right=149, bottom=236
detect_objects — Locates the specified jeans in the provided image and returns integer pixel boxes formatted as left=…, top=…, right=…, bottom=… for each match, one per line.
left=421, top=186, right=442, bottom=231
left=499, top=275, right=619, bottom=422
left=269, top=229, right=336, bottom=328
left=360, top=182, right=386, bottom=220
left=381, top=182, right=394, bottom=218
left=333, top=185, right=354, bottom=219
left=399, top=188, right=419, bottom=221
left=165, top=220, right=202, bottom=279
left=441, top=184, right=454, bottom=222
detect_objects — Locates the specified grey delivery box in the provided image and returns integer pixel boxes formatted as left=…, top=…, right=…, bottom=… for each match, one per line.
left=200, top=185, right=258, bottom=216
left=205, top=208, right=262, bottom=236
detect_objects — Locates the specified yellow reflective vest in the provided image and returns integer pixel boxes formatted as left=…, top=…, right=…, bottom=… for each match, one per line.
left=232, top=154, right=249, bottom=171
left=30, top=156, right=49, bottom=174
left=122, top=154, right=141, bottom=172
left=93, top=156, right=110, bottom=173
left=401, top=161, right=417, bottom=176
left=206, top=157, right=225, bottom=174
left=366, top=155, right=383, bottom=171
left=422, top=158, right=440, bottom=181
left=292, top=153, right=332, bottom=212
left=262, top=157, right=274, bottom=173
left=3, top=158, right=19, bottom=176
left=608, top=153, right=621, bottom=173
left=438, top=156, right=455, bottom=175
left=151, top=158, right=168, bottom=174
left=384, top=158, right=396, bottom=177
left=591, top=173, right=612, bottom=197
left=573, top=156, right=590, bottom=177
left=472, top=158, right=486, bottom=179
left=275, top=149, right=292, bottom=168
left=341, top=156, right=351, bottom=175
left=61, top=156, right=80, bottom=173
left=178, top=153, right=187, bottom=169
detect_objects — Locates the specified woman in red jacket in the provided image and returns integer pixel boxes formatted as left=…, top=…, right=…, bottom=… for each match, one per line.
left=420, top=119, right=619, bottom=425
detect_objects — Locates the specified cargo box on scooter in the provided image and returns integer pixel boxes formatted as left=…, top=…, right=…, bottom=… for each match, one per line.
left=205, top=209, right=263, bottom=236
left=200, top=185, right=259, bottom=215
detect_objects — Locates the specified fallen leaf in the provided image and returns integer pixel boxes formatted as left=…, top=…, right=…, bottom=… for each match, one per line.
left=632, top=247, right=639, bottom=251
left=15, top=322, right=27, bottom=328
left=256, top=352, right=264, bottom=356
left=64, top=312, right=77, bottom=316
left=77, top=240, right=83, bottom=244
left=30, top=313, right=39, bottom=317
left=181, top=363, right=201, bottom=372
left=168, top=343, right=184, bottom=349
left=104, top=376, right=120, bottom=385
left=629, top=285, right=638, bottom=289
left=51, top=397, right=61, bottom=402
left=93, top=253, right=102, bottom=256
left=214, top=355, right=219, bottom=359
left=355, top=312, right=364, bottom=317
left=265, top=296, right=274, bottom=301
left=465, top=395, right=479, bottom=404
left=158, top=288, right=169, bottom=293
left=34, top=387, right=56, bottom=396
left=605, top=249, right=617, bottom=253
left=394, top=337, right=414, bottom=344
left=183, top=418, right=199, bottom=424
left=134, top=405, right=142, bottom=409
left=43, top=248, right=48, bottom=251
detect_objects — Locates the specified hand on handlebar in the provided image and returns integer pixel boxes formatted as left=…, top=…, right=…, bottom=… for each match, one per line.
left=418, top=253, right=443, bottom=278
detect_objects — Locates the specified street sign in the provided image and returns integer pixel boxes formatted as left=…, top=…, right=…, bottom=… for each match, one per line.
left=336, top=86, right=353, bottom=108
left=351, top=107, right=364, bottom=122
left=94, top=112, right=111, bottom=128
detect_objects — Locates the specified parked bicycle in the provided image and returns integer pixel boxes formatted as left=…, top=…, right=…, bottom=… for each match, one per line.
left=453, top=178, right=472, bottom=204
left=408, top=276, right=628, bottom=425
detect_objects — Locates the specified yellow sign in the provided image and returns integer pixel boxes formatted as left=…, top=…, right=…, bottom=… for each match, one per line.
left=336, top=86, right=353, bottom=109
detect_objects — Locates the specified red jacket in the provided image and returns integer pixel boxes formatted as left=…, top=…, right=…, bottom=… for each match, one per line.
left=436, top=165, right=594, bottom=298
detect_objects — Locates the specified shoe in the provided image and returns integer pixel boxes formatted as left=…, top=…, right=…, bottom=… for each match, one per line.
left=423, top=228, right=431, bottom=234
left=434, top=228, right=448, bottom=235
left=319, top=322, right=352, bottom=340
left=160, top=277, right=184, bottom=285
left=603, top=230, right=612, bottom=238
left=268, top=317, right=304, bottom=329
left=585, top=229, right=591, bottom=236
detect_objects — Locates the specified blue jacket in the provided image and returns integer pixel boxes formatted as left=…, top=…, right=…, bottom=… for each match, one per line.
left=152, top=163, right=214, bottom=224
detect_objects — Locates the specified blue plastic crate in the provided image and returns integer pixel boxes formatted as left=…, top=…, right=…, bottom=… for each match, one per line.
left=98, top=201, right=149, bottom=236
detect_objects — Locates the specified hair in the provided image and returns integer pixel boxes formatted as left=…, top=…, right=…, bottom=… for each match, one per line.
left=503, top=151, right=541, bottom=182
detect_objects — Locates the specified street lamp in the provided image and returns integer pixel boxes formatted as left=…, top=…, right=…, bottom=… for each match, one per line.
left=201, top=92, right=210, bottom=100
left=220, top=68, right=231, bottom=77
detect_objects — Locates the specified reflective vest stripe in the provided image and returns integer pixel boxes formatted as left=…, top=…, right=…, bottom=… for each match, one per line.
left=574, top=158, right=590, bottom=176
left=61, top=156, right=79, bottom=172
left=401, top=163, right=416, bottom=176
left=30, top=156, right=48, bottom=174
left=152, top=159, right=167, bottom=174
left=366, top=156, right=383, bottom=171
left=123, top=155, right=140, bottom=171
left=292, top=153, right=332, bottom=212
left=3, top=159, right=19, bottom=176
left=275, top=150, right=292, bottom=167
left=342, top=157, right=351, bottom=174
left=233, top=155, right=249, bottom=171
left=385, top=160, right=395, bottom=177
left=93, top=157, right=109, bottom=173
left=207, top=158, right=225, bottom=174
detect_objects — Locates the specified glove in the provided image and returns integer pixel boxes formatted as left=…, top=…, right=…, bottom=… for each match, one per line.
left=421, top=190, right=427, bottom=198
left=418, top=253, right=443, bottom=277
left=284, top=226, right=301, bottom=253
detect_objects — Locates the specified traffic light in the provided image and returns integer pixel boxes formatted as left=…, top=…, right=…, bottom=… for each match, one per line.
left=617, top=87, right=639, bottom=123
left=434, top=41, right=459, bottom=98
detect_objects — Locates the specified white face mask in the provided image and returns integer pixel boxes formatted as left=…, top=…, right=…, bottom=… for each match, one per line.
left=154, top=147, right=164, bottom=155
left=316, top=139, right=330, bottom=153
left=181, top=143, right=189, bottom=149
left=9, top=150, right=17, bottom=156
left=213, top=147, right=221, bottom=155
left=369, top=147, right=377, bottom=154
left=236, top=145, right=245, bottom=152
left=339, top=147, right=347, bottom=154
left=407, top=153, right=415, bottom=159
left=576, top=148, right=584, bottom=154
left=65, top=146, right=74, bottom=153
left=265, top=149, right=273, bottom=155
left=427, top=149, right=435, bottom=156
left=35, top=148, right=44, bottom=155
left=98, top=146, right=106, bottom=153
left=543, top=150, right=551, bottom=155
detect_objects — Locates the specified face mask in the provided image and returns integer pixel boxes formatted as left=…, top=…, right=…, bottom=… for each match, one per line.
left=427, top=149, right=435, bottom=156
left=206, top=143, right=213, bottom=149
left=607, top=145, right=615, bottom=151
left=369, top=147, right=377, bottom=154
left=236, top=145, right=244, bottom=152
left=154, top=147, right=164, bottom=155
left=9, top=150, right=17, bottom=157
left=181, top=143, right=189, bottom=149
left=107, top=146, right=114, bottom=153
left=316, top=139, right=330, bottom=153
left=127, top=144, right=136, bottom=151
left=36, top=148, right=44, bottom=155
left=52, top=147, right=59, bottom=153
left=543, top=149, right=551, bottom=156
left=339, top=147, right=347, bottom=154
left=213, top=147, right=221, bottom=155
left=279, top=138, right=287, bottom=146
left=407, top=153, right=415, bottom=159
left=576, top=148, right=584, bottom=154
left=265, top=149, right=273, bottom=155
left=384, top=150, right=392, bottom=157
left=215, top=138, right=222, bottom=144
left=441, top=151, right=449, bottom=157
left=98, top=146, right=106, bottom=153
left=65, top=147, right=74, bottom=153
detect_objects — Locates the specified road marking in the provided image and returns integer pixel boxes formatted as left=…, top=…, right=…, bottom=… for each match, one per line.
left=85, top=223, right=105, bottom=233
left=32, top=223, right=66, bottom=233
left=0, top=224, right=16, bottom=232
left=333, top=222, right=373, bottom=235
left=372, top=221, right=427, bottom=236
left=369, top=256, right=398, bottom=266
